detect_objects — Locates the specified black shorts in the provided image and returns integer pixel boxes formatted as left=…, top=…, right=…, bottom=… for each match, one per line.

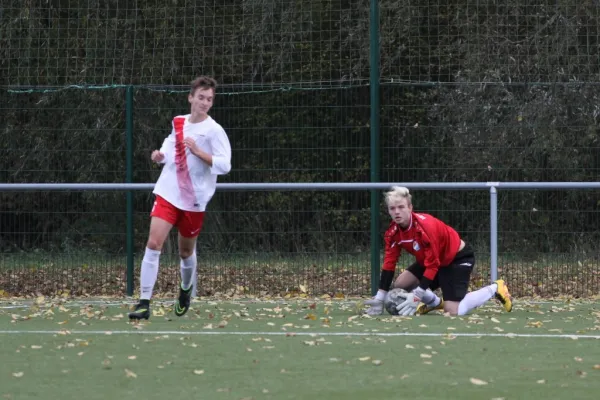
left=406, top=243, right=475, bottom=301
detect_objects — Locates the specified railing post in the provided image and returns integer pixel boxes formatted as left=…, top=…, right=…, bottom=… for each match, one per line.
left=489, top=185, right=498, bottom=282
left=126, top=86, right=135, bottom=296
left=369, top=0, right=381, bottom=296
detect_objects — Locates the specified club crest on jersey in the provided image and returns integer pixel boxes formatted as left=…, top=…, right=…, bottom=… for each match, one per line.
left=413, top=241, right=421, bottom=251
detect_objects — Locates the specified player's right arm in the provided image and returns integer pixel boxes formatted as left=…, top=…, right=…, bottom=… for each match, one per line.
left=379, top=231, right=401, bottom=292
left=364, top=228, right=401, bottom=315
left=155, top=126, right=176, bottom=164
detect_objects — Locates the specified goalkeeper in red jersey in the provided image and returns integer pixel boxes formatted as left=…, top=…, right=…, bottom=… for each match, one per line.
left=365, top=186, right=512, bottom=317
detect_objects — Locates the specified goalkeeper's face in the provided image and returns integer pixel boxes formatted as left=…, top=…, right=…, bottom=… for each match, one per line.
left=188, top=87, right=215, bottom=119
left=388, top=198, right=412, bottom=228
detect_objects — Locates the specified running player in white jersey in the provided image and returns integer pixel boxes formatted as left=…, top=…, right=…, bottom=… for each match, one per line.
left=129, top=76, right=232, bottom=321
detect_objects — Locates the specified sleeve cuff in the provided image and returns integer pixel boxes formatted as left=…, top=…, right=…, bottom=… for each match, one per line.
left=379, top=269, right=395, bottom=291
left=418, top=277, right=432, bottom=290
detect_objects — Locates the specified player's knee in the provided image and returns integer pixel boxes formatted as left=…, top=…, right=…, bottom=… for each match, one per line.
left=443, top=302, right=459, bottom=316
left=146, top=237, right=164, bottom=251
left=179, top=248, right=194, bottom=259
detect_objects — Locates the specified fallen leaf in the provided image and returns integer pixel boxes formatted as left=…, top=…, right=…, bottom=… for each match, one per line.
left=152, top=309, right=165, bottom=317
left=469, top=378, right=488, bottom=385
left=124, top=369, right=137, bottom=378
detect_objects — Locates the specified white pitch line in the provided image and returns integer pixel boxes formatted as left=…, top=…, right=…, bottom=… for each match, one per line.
left=0, top=330, right=598, bottom=339
left=0, top=303, right=133, bottom=309
left=1, top=299, right=589, bottom=309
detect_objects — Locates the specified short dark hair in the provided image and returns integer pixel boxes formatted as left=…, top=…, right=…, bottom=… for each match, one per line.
left=190, top=76, right=217, bottom=95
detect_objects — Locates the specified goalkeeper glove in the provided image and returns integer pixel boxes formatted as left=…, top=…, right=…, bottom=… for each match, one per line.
left=397, top=287, right=439, bottom=316
left=364, top=298, right=384, bottom=316
left=396, top=292, right=419, bottom=316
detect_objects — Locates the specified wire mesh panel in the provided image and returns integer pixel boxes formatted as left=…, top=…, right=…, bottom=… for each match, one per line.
left=379, top=0, right=600, bottom=297
left=1, top=89, right=127, bottom=184
left=0, top=191, right=128, bottom=296
left=1, top=0, right=369, bottom=86
left=1, top=1, right=600, bottom=298
left=0, top=1, right=374, bottom=297
left=497, top=190, right=600, bottom=297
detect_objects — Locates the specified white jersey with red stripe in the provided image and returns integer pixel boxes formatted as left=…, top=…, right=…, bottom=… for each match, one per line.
left=153, top=114, right=231, bottom=212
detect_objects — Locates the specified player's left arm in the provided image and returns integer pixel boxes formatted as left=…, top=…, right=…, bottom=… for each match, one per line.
left=418, top=232, right=441, bottom=291
left=185, top=128, right=232, bottom=174
left=396, top=234, right=441, bottom=315
left=209, top=127, right=232, bottom=174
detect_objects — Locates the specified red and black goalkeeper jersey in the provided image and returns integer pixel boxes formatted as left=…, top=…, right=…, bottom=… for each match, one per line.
left=382, top=212, right=462, bottom=285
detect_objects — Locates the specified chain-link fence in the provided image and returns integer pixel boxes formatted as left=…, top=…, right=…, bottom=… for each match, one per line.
left=1, top=1, right=599, bottom=298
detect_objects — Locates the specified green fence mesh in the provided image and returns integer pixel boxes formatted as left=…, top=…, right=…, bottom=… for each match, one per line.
left=1, top=1, right=600, bottom=298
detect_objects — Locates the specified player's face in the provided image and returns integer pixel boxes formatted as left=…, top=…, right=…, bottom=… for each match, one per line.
left=388, top=197, right=412, bottom=228
left=188, top=87, right=214, bottom=119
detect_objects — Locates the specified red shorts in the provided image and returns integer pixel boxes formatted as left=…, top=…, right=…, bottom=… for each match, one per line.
left=150, top=195, right=205, bottom=238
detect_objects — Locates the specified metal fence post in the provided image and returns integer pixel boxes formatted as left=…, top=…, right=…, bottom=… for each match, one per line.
left=369, top=0, right=381, bottom=296
left=126, top=86, right=134, bottom=296
left=489, top=185, right=498, bottom=282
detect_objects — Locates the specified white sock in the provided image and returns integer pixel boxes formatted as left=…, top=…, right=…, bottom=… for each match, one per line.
left=457, top=283, right=497, bottom=316
left=422, top=289, right=440, bottom=306
left=180, top=251, right=197, bottom=291
left=427, top=293, right=441, bottom=308
left=140, top=247, right=161, bottom=300
left=414, top=287, right=440, bottom=306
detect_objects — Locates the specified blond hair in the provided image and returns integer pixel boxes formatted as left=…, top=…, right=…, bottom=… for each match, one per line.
left=384, top=186, right=412, bottom=207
